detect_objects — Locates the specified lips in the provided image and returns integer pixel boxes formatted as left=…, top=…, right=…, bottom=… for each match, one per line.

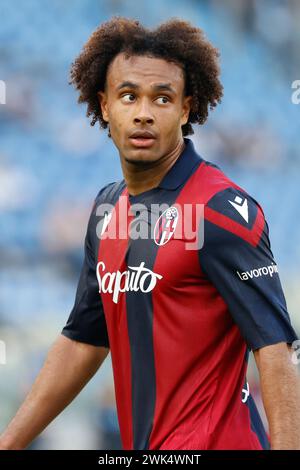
left=129, top=130, right=156, bottom=148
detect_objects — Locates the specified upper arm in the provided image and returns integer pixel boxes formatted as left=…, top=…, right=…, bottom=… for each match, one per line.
left=59, top=333, right=110, bottom=366
left=253, top=342, right=300, bottom=411
left=61, top=189, right=111, bottom=348
left=199, top=186, right=298, bottom=351
left=253, top=341, right=293, bottom=372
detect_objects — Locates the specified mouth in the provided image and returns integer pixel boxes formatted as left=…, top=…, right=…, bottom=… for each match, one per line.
left=129, top=136, right=156, bottom=148
left=129, top=131, right=157, bottom=149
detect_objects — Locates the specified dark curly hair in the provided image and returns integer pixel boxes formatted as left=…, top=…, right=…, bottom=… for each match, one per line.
left=69, top=16, right=223, bottom=136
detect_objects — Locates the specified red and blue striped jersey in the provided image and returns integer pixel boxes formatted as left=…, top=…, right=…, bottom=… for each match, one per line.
left=62, top=138, right=298, bottom=450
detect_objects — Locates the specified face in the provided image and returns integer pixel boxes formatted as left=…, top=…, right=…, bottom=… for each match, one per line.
left=98, top=52, right=192, bottom=165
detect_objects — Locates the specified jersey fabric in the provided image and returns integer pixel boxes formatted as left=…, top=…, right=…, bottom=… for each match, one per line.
left=62, top=137, right=298, bottom=450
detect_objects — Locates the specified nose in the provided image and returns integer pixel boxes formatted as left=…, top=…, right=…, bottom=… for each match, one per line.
left=133, top=98, right=154, bottom=125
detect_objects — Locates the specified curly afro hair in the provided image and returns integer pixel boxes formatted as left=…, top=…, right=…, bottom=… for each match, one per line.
left=69, top=16, right=223, bottom=136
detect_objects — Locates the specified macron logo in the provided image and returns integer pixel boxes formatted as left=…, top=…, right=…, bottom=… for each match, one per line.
left=100, top=212, right=112, bottom=236
left=228, top=196, right=249, bottom=223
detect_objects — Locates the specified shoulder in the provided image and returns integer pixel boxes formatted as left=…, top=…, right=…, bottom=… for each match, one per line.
left=199, top=161, right=267, bottom=248
left=94, top=180, right=126, bottom=206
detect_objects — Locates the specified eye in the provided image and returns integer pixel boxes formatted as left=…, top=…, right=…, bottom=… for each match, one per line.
left=156, top=96, right=170, bottom=104
left=121, top=93, right=135, bottom=103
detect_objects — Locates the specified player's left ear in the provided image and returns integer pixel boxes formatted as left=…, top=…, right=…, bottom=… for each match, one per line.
left=180, top=95, right=192, bottom=126
left=97, top=90, right=109, bottom=123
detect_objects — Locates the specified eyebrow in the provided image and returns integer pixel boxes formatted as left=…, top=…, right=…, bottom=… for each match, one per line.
left=116, top=81, right=176, bottom=95
left=117, top=81, right=139, bottom=91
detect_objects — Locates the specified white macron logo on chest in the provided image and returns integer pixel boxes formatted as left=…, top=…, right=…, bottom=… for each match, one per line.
left=228, top=195, right=249, bottom=223
left=100, top=212, right=112, bottom=236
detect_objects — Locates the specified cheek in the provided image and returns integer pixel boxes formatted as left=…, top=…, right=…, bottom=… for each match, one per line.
left=158, top=108, right=183, bottom=132
left=108, top=104, right=128, bottom=132
left=161, top=104, right=182, bottom=121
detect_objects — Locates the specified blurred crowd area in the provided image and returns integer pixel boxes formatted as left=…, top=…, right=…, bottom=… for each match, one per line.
left=0, top=0, right=299, bottom=449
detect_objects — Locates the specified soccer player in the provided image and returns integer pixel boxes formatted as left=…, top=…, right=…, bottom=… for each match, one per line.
left=1, top=17, right=299, bottom=451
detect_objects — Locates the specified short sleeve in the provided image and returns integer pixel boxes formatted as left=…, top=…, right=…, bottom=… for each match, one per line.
left=199, top=187, right=298, bottom=351
left=61, top=192, right=110, bottom=348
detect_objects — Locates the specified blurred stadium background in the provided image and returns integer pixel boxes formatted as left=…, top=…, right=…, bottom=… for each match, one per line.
left=0, top=0, right=299, bottom=449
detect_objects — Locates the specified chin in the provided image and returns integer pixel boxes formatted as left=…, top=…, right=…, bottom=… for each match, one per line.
left=125, top=150, right=158, bottom=165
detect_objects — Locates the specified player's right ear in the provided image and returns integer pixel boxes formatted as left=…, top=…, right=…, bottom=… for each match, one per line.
left=97, top=91, right=109, bottom=122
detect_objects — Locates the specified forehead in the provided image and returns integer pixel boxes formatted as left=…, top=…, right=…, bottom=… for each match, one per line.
left=106, top=52, right=185, bottom=90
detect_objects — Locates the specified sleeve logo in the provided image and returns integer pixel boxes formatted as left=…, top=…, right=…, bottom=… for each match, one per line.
left=237, top=263, right=279, bottom=281
left=228, top=196, right=249, bottom=223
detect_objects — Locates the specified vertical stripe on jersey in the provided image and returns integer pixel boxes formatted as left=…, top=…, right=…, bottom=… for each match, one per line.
left=125, top=187, right=190, bottom=449
left=247, top=395, right=270, bottom=449
left=97, top=184, right=134, bottom=450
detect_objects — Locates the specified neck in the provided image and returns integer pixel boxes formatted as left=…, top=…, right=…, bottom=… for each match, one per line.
left=121, top=138, right=185, bottom=196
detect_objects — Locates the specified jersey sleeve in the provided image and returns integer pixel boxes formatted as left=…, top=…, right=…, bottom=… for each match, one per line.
left=199, top=186, right=298, bottom=351
left=61, top=187, right=110, bottom=348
